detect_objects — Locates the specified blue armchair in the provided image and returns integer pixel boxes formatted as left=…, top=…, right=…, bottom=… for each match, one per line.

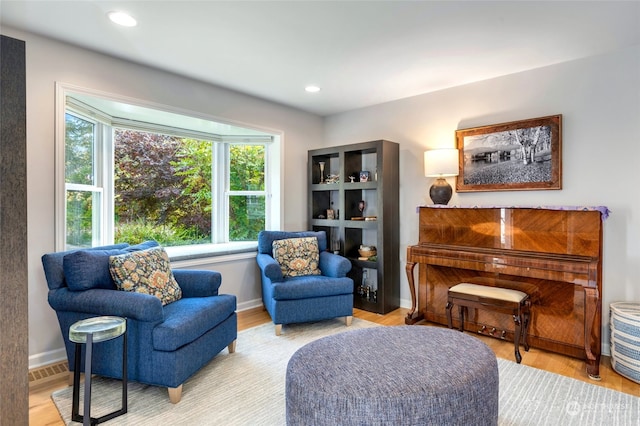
left=41, top=242, right=237, bottom=403
left=257, top=231, right=354, bottom=335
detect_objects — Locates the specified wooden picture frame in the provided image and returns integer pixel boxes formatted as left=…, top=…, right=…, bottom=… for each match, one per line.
left=455, top=115, right=562, bottom=192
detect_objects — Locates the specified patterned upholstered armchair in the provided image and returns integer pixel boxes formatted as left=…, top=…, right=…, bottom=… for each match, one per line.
left=256, top=230, right=354, bottom=335
left=41, top=241, right=237, bottom=403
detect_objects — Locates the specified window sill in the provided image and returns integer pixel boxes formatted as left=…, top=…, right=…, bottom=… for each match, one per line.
left=166, top=242, right=258, bottom=266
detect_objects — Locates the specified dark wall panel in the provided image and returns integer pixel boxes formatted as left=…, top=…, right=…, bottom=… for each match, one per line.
left=0, top=34, right=29, bottom=425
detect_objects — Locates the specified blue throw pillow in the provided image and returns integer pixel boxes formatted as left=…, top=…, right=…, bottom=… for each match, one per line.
left=125, top=240, right=159, bottom=252
left=63, top=249, right=126, bottom=291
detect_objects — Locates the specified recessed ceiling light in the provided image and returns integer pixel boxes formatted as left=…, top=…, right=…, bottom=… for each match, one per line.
left=305, top=86, right=321, bottom=93
left=108, top=11, right=137, bottom=27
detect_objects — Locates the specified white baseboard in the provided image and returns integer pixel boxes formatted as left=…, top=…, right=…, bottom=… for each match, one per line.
left=236, top=299, right=413, bottom=315
left=29, top=347, right=67, bottom=370
left=400, top=298, right=411, bottom=310
left=237, top=298, right=263, bottom=312
left=238, top=298, right=412, bottom=313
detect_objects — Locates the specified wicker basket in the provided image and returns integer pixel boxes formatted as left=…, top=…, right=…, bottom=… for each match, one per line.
left=610, top=302, right=640, bottom=384
left=358, top=248, right=376, bottom=258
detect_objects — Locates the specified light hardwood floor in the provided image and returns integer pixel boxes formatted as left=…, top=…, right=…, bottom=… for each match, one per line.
left=29, top=307, right=640, bottom=425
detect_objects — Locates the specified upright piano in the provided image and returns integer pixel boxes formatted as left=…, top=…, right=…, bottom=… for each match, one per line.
left=405, top=206, right=606, bottom=378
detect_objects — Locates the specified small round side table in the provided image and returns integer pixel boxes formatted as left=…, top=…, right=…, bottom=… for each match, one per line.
left=69, top=316, right=128, bottom=426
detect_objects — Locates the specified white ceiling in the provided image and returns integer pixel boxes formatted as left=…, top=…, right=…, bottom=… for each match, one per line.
left=2, top=1, right=639, bottom=116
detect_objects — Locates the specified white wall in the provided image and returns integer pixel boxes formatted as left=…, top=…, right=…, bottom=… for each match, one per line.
left=2, top=27, right=323, bottom=368
left=324, top=45, right=640, bottom=355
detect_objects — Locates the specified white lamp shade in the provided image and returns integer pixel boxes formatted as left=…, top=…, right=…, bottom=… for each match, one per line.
left=424, top=149, right=459, bottom=177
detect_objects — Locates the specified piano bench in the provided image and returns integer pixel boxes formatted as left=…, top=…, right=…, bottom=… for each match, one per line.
left=446, top=283, right=531, bottom=364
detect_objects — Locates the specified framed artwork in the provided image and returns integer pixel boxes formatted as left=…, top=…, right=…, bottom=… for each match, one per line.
left=455, top=115, right=562, bottom=192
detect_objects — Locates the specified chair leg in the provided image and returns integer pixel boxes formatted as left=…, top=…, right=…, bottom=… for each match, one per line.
left=445, top=301, right=454, bottom=329
left=228, top=339, right=237, bottom=354
left=168, top=385, right=183, bottom=404
left=522, top=301, right=531, bottom=352
left=513, top=313, right=523, bottom=364
left=275, top=324, right=282, bottom=336
left=457, top=306, right=465, bottom=332
left=345, top=316, right=353, bottom=327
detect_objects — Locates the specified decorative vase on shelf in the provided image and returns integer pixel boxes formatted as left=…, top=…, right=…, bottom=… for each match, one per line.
left=358, top=200, right=366, bottom=217
left=318, top=162, right=325, bottom=184
left=331, top=233, right=340, bottom=254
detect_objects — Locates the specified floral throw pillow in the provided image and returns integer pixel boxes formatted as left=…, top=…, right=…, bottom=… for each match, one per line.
left=109, top=247, right=182, bottom=305
left=272, top=237, right=322, bottom=277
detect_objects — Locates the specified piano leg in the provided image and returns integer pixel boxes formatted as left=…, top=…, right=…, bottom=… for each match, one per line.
left=405, top=261, right=424, bottom=324
left=584, top=287, right=602, bottom=380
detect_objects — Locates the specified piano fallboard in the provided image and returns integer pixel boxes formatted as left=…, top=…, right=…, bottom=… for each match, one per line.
left=409, top=243, right=598, bottom=287
left=406, top=206, right=604, bottom=379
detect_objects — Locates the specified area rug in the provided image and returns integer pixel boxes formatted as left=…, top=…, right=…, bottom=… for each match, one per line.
left=52, top=319, right=640, bottom=425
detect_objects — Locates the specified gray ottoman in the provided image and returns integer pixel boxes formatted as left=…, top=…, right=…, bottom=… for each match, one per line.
left=286, top=326, right=498, bottom=425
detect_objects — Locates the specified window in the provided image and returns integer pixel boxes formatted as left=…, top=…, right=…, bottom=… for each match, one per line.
left=58, top=85, right=280, bottom=256
left=227, top=145, right=266, bottom=241
left=112, top=129, right=215, bottom=246
left=65, top=112, right=104, bottom=247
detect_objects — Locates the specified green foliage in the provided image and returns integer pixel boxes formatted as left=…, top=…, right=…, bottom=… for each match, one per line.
left=66, top=118, right=267, bottom=246
left=229, top=195, right=265, bottom=241
left=66, top=190, right=94, bottom=247
left=115, top=219, right=207, bottom=246
left=65, top=114, right=96, bottom=248
left=113, top=130, right=213, bottom=242
left=65, top=113, right=94, bottom=185
left=170, top=138, right=213, bottom=235
left=228, top=145, right=266, bottom=241
left=230, top=145, right=265, bottom=190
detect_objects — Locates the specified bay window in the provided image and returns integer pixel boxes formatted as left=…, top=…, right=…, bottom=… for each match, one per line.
left=58, top=84, right=280, bottom=257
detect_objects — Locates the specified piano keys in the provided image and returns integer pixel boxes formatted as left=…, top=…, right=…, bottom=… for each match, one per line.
left=405, top=206, right=605, bottom=379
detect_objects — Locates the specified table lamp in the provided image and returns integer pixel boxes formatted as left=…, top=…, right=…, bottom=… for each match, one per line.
left=424, top=148, right=459, bottom=205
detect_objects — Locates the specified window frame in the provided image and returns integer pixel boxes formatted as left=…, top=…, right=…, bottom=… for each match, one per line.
left=55, top=83, right=282, bottom=258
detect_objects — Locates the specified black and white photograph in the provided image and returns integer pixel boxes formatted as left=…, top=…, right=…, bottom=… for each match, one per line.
left=456, top=115, right=562, bottom=192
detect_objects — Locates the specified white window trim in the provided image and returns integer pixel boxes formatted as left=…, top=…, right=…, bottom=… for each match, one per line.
left=55, top=82, right=283, bottom=256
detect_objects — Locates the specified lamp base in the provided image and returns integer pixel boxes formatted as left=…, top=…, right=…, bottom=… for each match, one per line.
left=429, top=178, right=453, bottom=205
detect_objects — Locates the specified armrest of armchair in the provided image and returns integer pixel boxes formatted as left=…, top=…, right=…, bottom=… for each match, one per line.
left=319, top=251, right=352, bottom=278
left=48, top=288, right=164, bottom=322
left=256, top=253, right=284, bottom=282
left=173, top=269, right=222, bottom=297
